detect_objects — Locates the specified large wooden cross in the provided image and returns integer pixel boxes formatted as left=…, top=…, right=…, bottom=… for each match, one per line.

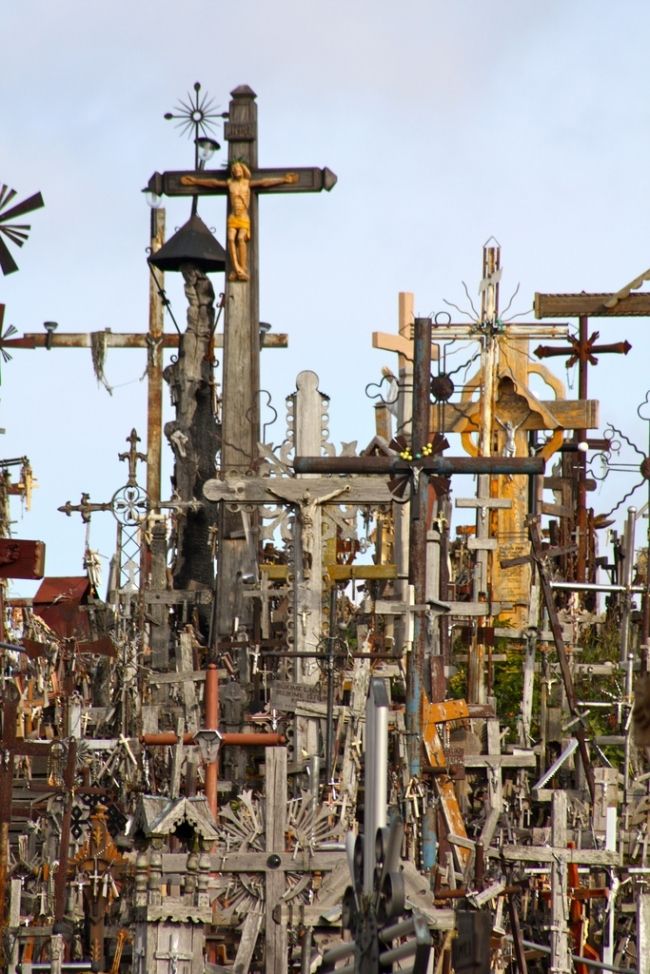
left=148, top=85, right=336, bottom=645
left=146, top=84, right=336, bottom=477
left=370, top=259, right=594, bottom=650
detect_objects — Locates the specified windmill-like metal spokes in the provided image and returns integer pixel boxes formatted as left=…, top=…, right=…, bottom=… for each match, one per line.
left=0, top=185, right=45, bottom=275
left=0, top=185, right=17, bottom=211
left=0, top=305, right=15, bottom=377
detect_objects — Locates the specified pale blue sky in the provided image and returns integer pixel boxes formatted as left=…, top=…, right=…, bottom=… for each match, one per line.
left=3, top=1, right=650, bottom=592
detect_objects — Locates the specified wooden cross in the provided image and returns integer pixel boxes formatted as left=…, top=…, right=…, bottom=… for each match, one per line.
left=146, top=84, right=335, bottom=476
left=161, top=748, right=345, bottom=974
left=295, top=316, right=544, bottom=775
left=68, top=804, right=128, bottom=970
left=148, top=85, right=336, bottom=648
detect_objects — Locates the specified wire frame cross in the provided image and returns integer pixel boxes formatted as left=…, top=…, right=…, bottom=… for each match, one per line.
left=589, top=391, right=650, bottom=518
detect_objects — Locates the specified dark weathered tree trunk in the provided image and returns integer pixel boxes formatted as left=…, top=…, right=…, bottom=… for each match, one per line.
left=164, top=264, right=219, bottom=633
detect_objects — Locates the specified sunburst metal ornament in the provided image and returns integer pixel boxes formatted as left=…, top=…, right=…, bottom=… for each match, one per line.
left=164, top=81, right=223, bottom=142
left=0, top=184, right=44, bottom=275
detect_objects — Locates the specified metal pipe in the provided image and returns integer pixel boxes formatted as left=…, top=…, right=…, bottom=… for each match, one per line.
left=141, top=732, right=286, bottom=746
left=18, top=966, right=93, bottom=972
left=379, top=916, right=417, bottom=942
left=293, top=455, right=544, bottom=476
left=204, top=663, right=218, bottom=817
left=620, top=507, right=637, bottom=664
left=325, top=586, right=336, bottom=780
left=379, top=939, right=419, bottom=964
left=511, top=939, right=635, bottom=974
left=550, top=581, right=645, bottom=593
left=364, top=679, right=389, bottom=894
left=321, top=940, right=356, bottom=963
left=575, top=314, right=589, bottom=584
left=406, top=317, right=432, bottom=777
left=300, top=927, right=313, bottom=974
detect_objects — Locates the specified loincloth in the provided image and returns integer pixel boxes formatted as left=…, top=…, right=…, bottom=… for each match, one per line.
left=228, top=213, right=250, bottom=232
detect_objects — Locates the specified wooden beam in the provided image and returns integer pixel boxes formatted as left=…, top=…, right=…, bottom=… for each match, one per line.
left=203, top=474, right=393, bottom=505
left=0, top=331, right=288, bottom=350
left=488, top=845, right=620, bottom=866
left=430, top=398, right=599, bottom=434
left=535, top=291, right=650, bottom=318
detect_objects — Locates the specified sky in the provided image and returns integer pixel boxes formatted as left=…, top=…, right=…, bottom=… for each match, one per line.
left=3, top=0, right=650, bottom=596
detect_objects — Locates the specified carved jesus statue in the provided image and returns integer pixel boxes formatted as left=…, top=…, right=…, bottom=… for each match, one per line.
left=495, top=415, right=525, bottom=457
left=181, top=161, right=298, bottom=281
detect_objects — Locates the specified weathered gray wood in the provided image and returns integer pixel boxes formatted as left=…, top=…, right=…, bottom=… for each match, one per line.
left=455, top=497, right=512, bottom=510
left=150, top=670, right=208, bottom=684
left=182, top=850, right=343, bottom=874
left=9, top=878, right=21, bottom=972
left=550, top=791, right=570, bottom=974
left=265, top=747, right=288, bottom=974
left=637, top=893, right=650, bottom=974
left=462, top=752, right=536, bottom=768
left=178, top=628, right=200, bottom=733
left=372, top=599, right=503, bottom=617
left=489, top=844, right=620, bottom=866
left=233, top=909, right=264, bottom=973
left=164, top=265, right=219, bottom=613
left=148, top=518, right=170, bottom=670
left=215, top=87, right=262, bottom=648
left=292, top=371, right=330, bottom=691
left=467, top=537, right=498, bottom=551
left=203, top=473, right=393, bottom=505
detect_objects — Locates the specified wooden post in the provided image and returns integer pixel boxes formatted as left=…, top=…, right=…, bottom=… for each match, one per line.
left=147, top=206, right=165, bottom=506
left=292, top=370, right=329, bottom=682
left=637, top=892, right=650, bottom=974
left=264, top=747, right=288, bottom=974
left=550, top=790, right=570, bottom=974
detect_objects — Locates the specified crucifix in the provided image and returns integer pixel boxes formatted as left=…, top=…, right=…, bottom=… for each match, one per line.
left=147, top=84, right=336, bottom=647
left=68, top=804, right=128, bottom=971
left=370, top=254, right=588, bottom=687
left=204, top=369, right=394, bottom=768
left=294, top=316, right=544, bottom=778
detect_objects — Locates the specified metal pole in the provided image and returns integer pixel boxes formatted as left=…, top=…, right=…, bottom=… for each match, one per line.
left=293, top=455, right=544, bottom=476
left=364, top=679, right=389, bottom=894
left=550, top=581, right=645, bottom=594
left=146, top=207, right=165, bottom=506
left=508, top=941, right=636, bottom=974
left=406, top=317, right=432, bottom=777
left=325, top=585, right=337, bottom=781
left=576, top=314, right=589, bottom=584
left=204, top=663, right=218, bottom=817
left=620, top=506, right=637, bottom=665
